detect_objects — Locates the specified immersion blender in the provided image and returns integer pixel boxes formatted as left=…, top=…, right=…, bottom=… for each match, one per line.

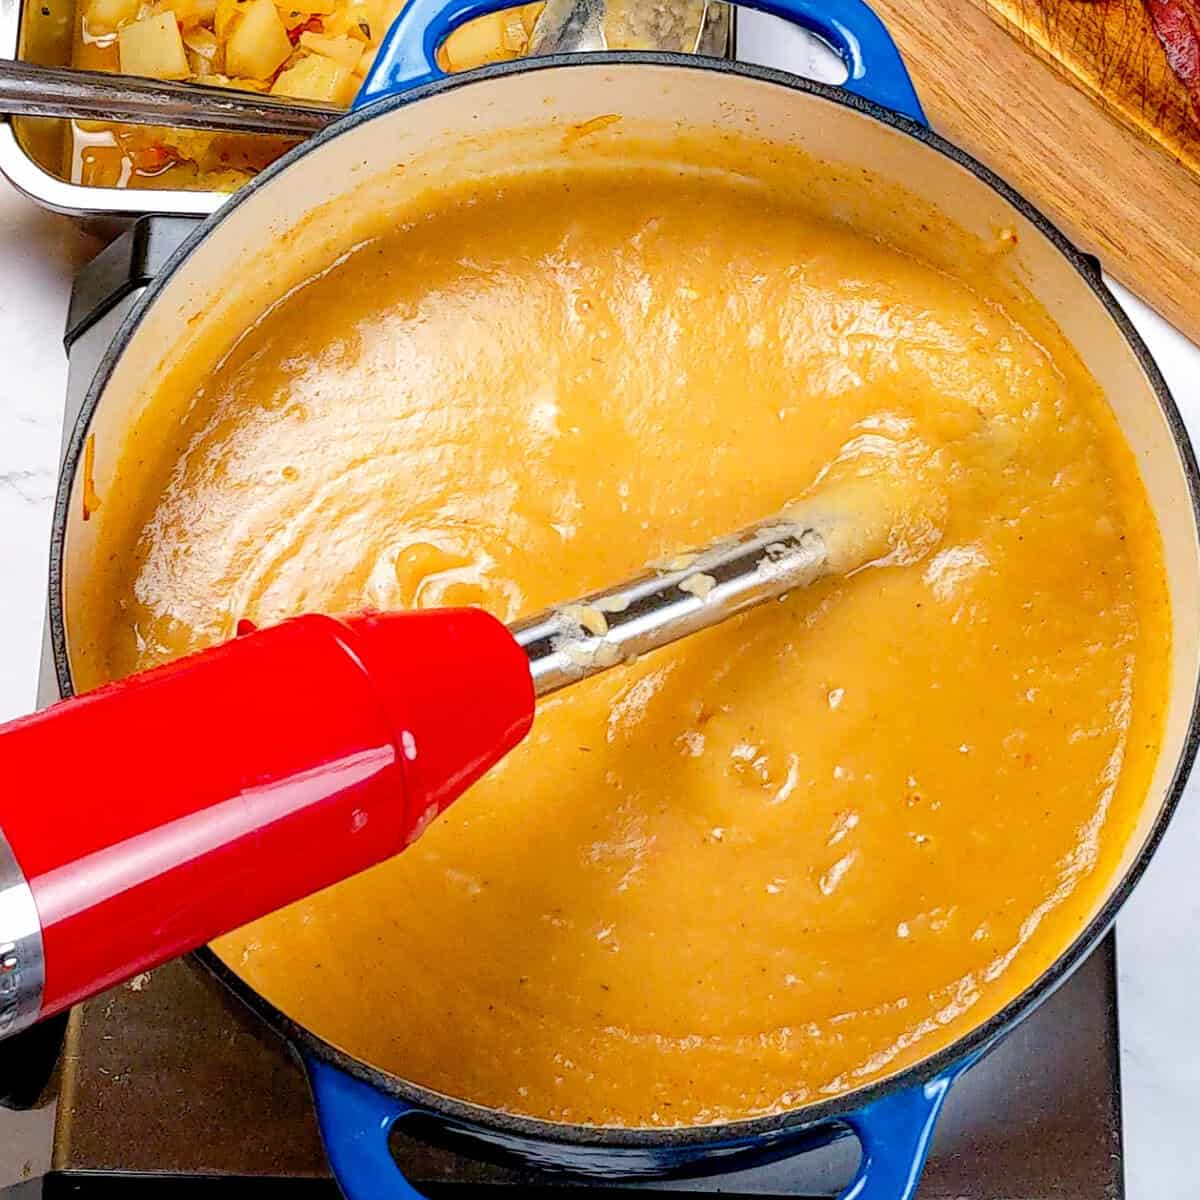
left=0, top=473, right=919, bottom=1038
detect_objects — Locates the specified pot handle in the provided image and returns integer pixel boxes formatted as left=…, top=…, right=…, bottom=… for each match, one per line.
left=355, top=0, right=927, bottom=125
left=308, top=1052, right=970, bottom=1200
left=837, top=1065, right=967, bottom=1199
left=308, top=1057, right=428, bottom=1200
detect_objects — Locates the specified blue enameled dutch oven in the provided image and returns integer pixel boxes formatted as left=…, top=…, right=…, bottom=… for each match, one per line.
left=48, top=0, right=1200, bottom=1195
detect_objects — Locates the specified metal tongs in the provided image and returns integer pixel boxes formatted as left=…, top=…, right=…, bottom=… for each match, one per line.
left=0, top=0, right=709, bottom=136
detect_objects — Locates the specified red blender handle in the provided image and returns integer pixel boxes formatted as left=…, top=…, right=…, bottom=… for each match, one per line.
left=0, top=609, right=534, bottom=1038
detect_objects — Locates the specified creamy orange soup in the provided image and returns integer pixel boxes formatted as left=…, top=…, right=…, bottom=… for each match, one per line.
left=76, top=157, right=1169, bottom=1127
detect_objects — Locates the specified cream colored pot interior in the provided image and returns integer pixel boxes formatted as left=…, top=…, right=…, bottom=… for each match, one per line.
left=60, top=62, right=1200, bottom=1011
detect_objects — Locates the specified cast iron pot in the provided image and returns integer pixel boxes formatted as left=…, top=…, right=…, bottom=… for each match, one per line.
left=48, top=0, right=1200, bottom=1195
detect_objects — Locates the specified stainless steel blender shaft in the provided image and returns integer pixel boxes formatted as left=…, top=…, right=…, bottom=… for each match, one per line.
left=509, top=476, right=907, bottom=697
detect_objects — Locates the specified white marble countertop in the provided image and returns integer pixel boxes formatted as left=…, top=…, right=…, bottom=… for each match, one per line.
left=1, top=158, right=1198, bottom=1195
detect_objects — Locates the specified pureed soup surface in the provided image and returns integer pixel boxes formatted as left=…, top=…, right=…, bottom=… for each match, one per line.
left=78, top=149, right=1170, bottom=1127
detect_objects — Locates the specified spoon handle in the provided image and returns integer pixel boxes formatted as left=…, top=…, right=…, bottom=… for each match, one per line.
left=0, top=59, right=340, bottom=136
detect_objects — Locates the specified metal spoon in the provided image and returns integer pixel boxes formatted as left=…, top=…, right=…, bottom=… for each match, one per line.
left=529, top=0, right=710, bottom=54
left=0, top=59, right=339, bottom=136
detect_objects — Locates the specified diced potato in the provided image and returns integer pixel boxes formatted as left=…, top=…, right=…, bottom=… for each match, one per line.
left=520, top=2, right=543, bottom=33
left=157, top=0, right=217, bottom=25
left=272, top=0, right=338, bottom=13
left=317, top=8, right=354, bottom=36
left=118, top=12, right=190, bottom=79
left=183, top=23, right=223, bottom=71
left=321, top=0, right=378, bottom=40
left=224, top=0, right=292, bottom=78
left=182, top=23, right=220, bottom=52
left=298, top=30, right=361, bottom=67
left=500, top=9, right=526, bottom=52
left=361, top=0, right=384, bottom=34
left=440, top=11, right=508, bottom=71
left=214, top=0, right=247, bottom=39
left=278, top=7, right=316, bottom=28
left=270, top=51, right=356, bottom=103
left=353, top=43, right=376, bottom=77
left=86, top=0, right=140, bottom=35
left=223, top=72, right=271, bottom=90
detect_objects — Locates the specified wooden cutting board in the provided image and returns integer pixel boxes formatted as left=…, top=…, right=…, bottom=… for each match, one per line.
left=984, top=0, right=1200, bottom=172
left=863, top=0, right=1200, bottom=345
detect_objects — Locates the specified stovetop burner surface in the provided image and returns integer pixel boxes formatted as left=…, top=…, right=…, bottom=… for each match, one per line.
left=42, top=944, right=1123, bottom=1198
left=2, top=157, right=1125, bottom=1199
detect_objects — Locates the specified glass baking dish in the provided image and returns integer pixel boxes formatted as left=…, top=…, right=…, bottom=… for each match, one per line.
left=0, top=0, right=733, bottom=220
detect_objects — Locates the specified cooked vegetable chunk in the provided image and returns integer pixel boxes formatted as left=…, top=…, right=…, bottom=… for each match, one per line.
left=72, top=0, right=555, bottom=190
left=271, top=51, right=357, bottom=102
left=224, top=0, right=293, bottom=78
left=118, top=12, right=190, bottom=80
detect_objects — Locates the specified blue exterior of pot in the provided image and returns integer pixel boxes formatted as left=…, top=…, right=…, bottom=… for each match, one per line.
left=47, top=0, right=1199, bottom=1193
left=302, top=3, right=979, bottom=1196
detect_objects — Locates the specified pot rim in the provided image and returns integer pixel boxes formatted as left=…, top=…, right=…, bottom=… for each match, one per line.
left=48, top=50, right=1200, bottom=1152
